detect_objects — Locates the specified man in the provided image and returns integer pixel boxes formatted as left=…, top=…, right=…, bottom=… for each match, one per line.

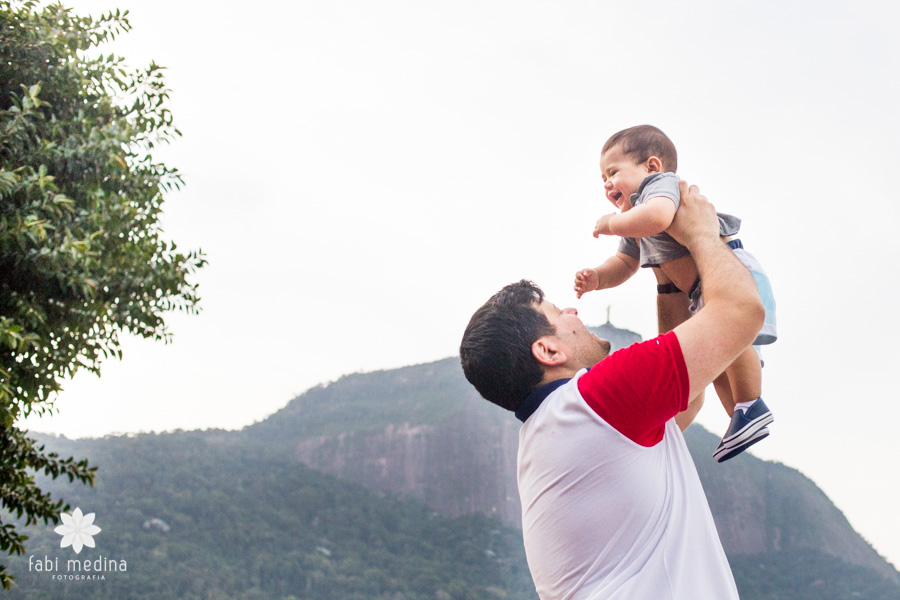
left=459, top=183, right=763, bottom=599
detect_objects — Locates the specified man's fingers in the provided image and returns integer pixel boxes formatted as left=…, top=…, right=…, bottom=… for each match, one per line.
left=681, top=182, right=706, bottom=204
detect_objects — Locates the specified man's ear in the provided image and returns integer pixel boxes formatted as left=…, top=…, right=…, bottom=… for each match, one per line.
left=532, top=336, right=568, bottom=367
left=646, top=156, right=662, bottom=173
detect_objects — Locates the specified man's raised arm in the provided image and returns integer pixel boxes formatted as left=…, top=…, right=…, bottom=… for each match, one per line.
left=667, top=182, right=765, bottom=401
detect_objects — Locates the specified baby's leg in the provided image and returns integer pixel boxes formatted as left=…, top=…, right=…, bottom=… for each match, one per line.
left=653, top=268, right=688, bottom=334
left=713, top=371, right=735, bottom=417
left=653, top=268, right=704, bottom=429
left=712, top=346, right=771, bottom=462
left=725, top=346, right=762, bottom=407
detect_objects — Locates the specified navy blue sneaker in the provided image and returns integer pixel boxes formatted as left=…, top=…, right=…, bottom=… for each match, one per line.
left=714, top=427, right=769, bottom=462
left=713, top=398, right=774, bottom=463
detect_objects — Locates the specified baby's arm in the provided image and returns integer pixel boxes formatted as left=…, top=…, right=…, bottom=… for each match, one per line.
left=596, top=197, right=678, bottom=239
left=574, top=252, right=639, bottom=299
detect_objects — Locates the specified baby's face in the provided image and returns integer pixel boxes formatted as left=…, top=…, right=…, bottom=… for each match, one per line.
left=599, top=144, right=653, bottom=213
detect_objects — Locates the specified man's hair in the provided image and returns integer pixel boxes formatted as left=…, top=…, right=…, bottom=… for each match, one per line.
left=459, top=280, right=556, bottom=412
left=602, top=124, right=678, bottom=173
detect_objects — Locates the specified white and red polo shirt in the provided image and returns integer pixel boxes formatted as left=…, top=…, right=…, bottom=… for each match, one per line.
left=516, top=331, right=739, bottom=600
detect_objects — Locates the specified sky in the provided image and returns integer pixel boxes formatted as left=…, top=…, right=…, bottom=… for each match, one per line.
left=17, top=0, right=900, bottom=574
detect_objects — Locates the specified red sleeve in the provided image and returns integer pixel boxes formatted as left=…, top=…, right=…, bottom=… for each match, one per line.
left=576, top=330, right=689, bottom=447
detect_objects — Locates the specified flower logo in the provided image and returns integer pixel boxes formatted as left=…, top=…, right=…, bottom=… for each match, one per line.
left=54, top=508, right=101, bottom=554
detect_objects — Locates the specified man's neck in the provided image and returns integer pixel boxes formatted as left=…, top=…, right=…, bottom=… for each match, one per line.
left=539, top=366, right=579, bottom=387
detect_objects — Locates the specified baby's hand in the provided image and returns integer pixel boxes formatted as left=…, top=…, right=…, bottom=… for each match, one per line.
left=574, top=268, right=600, bottom=299
left=593, top=214, right=614, bottom=237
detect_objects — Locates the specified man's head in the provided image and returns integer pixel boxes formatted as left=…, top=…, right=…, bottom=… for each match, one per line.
left=460, top=280, right=611, bottom=411
left=600, top=125, right=678, bottom=213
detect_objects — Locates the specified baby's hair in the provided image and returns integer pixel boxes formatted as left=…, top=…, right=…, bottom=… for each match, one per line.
left=602, top=125, right=678, bottom=173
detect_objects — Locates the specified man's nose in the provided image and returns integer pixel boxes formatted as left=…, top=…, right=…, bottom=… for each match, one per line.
left=563, top=307, right=578, bottom=316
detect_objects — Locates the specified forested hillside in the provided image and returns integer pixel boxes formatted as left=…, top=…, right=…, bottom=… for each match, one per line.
left=4, top=323, right=899, bottom=599
left=7, top=432, right=534, bottom=600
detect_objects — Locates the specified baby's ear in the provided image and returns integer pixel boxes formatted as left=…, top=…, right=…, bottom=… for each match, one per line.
left=646, top=156, right=663, bottom=173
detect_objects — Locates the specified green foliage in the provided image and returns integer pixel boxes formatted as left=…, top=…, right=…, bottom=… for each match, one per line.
left=0, top=0, right=204, bottom=588
left=3, top=433, right=538, bottom=599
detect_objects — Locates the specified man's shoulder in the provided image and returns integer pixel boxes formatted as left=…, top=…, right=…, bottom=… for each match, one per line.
left=591, top=333, right=682, bottom=377
left=576, top=331, right=689, bottom=447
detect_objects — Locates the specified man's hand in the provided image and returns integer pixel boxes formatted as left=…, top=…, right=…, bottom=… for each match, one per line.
left=665, top=181, right=720, bottom=251
left=574, top=268, right=600, bottom=299
left=593, top=214, right=614, bottom=237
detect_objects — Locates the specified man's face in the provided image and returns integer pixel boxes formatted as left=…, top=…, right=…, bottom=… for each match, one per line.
left=599, top=144, right=652, bottom=213
left=537, top=301, right=611, bottom=369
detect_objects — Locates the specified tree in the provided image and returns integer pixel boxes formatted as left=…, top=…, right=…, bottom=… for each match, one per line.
left=0, top=0, right=205, bottom=587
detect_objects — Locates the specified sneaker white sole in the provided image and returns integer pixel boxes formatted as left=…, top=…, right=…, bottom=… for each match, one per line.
left=714, top=428, right=770, bottom=462
left=720, top=412, right=774, bottom=448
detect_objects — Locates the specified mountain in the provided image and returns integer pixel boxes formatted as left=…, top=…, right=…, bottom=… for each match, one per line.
left=243, top=322, right=643, bottom=528
left=242, top=321, right=899, bottom=587
left=4, top=321, right=899, bottom=599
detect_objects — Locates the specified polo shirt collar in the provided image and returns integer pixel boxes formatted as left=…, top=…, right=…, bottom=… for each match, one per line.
left=515, top=378, right=570, bottom=423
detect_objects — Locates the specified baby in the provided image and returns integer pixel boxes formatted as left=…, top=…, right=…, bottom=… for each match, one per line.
left=574, top=125, right=777, bottom=462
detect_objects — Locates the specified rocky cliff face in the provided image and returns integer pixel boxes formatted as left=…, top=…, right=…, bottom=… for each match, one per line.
left=292, top=400, right=523, bottom=524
